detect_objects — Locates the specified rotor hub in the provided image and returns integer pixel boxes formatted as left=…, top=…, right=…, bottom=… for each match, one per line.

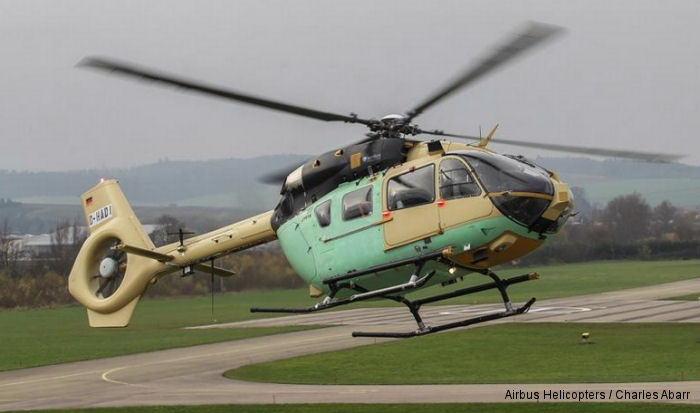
left=370, top=114, right=419, bottom=138
left=99, top=257, right=119, bottom=278
left=380, top=114, right=408, bottom=126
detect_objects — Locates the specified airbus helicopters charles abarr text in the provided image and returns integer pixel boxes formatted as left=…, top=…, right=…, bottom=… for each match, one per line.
left=68, top=23, right=682, bottom=337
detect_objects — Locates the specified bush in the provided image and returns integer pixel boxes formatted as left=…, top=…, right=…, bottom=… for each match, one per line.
left=0, top=270, right=72, bottom=309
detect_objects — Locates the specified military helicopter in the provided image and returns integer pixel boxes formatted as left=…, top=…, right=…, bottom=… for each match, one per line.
left=68, top=23, right=682, bottom=337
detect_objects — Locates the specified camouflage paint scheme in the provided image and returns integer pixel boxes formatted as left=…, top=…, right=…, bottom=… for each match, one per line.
left=278, top=153, right=554, bottom=297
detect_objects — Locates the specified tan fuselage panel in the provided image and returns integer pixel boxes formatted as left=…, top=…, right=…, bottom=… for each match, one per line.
left=452, top=231, right=543, bottom=269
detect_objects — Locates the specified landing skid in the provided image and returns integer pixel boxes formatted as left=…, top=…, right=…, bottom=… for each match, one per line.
left=352, top=297, right=536, bottom=338
left=251, top=259, right=539, bottom=338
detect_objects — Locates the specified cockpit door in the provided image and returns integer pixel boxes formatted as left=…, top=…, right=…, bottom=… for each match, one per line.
left=383, top=163, right=441, bottom=248
left=437, top=156, right=493, bottom=230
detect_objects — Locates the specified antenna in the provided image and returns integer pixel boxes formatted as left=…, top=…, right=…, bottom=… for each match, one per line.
left=167, top=228, right=195, bottom=246
left=167, top=227, right=196, bottom=253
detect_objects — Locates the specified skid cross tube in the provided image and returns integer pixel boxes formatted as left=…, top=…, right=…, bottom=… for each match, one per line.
left=412, top=272, right=538, bottom=307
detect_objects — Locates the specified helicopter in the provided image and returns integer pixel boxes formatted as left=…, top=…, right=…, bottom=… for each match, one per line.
left=68, top=23, right=682, bottom=338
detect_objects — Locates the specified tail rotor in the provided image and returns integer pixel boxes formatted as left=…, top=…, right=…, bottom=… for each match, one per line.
left=92, top=237, right=127, bottom=299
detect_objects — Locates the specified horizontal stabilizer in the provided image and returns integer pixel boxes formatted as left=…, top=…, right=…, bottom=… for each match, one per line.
left=193, top=263, right=236, bottom=277
left=113, top=243, right=174, bottom=262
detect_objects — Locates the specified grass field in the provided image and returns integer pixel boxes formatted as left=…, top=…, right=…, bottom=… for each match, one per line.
left=2, top=259, right=698, bottom=372
left=0, top=288, right=324, bottom=371
left=5, top=404, right=699, bottom=413
left=226, top=323, right=700, bottom=384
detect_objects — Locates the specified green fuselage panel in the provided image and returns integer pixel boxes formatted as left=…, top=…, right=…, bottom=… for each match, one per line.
left=277, top=175, right=542, bottom=296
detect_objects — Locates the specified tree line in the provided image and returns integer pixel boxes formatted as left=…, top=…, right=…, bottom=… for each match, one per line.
left=518, top=191, right=698, bottom=265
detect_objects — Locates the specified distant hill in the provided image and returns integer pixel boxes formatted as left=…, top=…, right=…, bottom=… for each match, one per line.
left=534, top=157, right=700, bottom=180
left=1, top=154, right=698, bottom=213
left=0, top=155, right=307, bottom=210
left=533, top=157, right=700, bottom=208
left=0, top=199, right=263, bottom=235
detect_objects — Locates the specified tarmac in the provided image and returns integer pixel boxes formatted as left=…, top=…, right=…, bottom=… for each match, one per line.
left=1, top=277, right=699, bottom=410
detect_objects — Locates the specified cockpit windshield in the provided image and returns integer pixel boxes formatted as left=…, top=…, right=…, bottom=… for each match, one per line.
left=460, top=151, right=554, bottom=195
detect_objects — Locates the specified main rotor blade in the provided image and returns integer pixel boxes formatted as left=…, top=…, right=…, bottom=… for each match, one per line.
left=78, top=57, right=372, bottom=124
left=405, top=22, right=564, bottom=121
left=259, top=166, right=298, bottom=185
left=491, top=138, right=684, bottom=163
left=419, top=129, right=684, bottom=163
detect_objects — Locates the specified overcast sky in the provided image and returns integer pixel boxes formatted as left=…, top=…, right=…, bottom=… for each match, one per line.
left=1, top=0, right=698, bottom=171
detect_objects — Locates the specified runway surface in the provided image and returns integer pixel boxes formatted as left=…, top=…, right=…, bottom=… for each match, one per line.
left=1, top=277, right=699, bottom=410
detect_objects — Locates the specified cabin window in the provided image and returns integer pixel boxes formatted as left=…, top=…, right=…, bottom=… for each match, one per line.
left=342, top=186, right=373, bottom=220
left=387, top=165, right=435, bottom=211
left=314, top=200, right=332, bottom=227
left=439, top=158, right=481, bottom=199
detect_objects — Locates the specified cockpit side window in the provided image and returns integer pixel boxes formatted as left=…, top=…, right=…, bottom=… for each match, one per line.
left=314, top=200, right=332, bottom=227
left=387, top=165, right=435, bottom=211
left=342, top=186, right=373, bottom=220
left=462, top=152, right=554, bottom=195
left=439, top=158, right=481, bottom=200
